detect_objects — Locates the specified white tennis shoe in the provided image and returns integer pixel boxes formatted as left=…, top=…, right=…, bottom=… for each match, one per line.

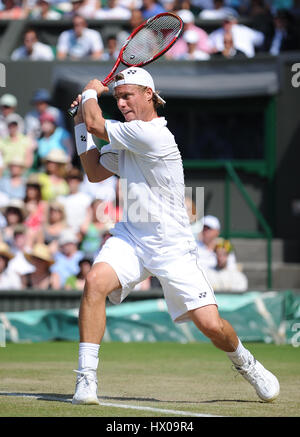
left=234, top=357, right=280, bottom=402
left=72, top=369, right=100, bottom=405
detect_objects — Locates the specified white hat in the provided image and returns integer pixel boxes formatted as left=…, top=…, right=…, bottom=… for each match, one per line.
left=177, top=9, right=195, bottom=24
left=114, top=67, right=166, bottom=105
left=0, top=93, right=17, bottom=107
left=202, top=215, right=221, bottom=230
left=58, top=229, right=79, bottom=246
left=183, top=29, right=199, bottom=44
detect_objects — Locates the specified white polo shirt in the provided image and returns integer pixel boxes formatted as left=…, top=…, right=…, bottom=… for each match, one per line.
left=57, top=28, right=103, bottom=58
left=101, top=117, right=197, bottom=257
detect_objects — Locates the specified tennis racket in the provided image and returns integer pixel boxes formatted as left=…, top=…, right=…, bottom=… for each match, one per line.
left=68, top=12, right=183, bottom=117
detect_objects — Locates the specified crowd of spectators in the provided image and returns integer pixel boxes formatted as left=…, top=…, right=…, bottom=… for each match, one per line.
left=0, top=88, right=126, bottom=291
left=0, top=1, right=299, bottom=60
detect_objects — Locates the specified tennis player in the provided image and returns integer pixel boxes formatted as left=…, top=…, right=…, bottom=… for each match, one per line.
left=70, top=67, right=279, bottom=405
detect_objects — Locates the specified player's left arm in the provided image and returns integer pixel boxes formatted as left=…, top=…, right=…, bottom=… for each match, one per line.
left=81, top=79, right=109, bottom=142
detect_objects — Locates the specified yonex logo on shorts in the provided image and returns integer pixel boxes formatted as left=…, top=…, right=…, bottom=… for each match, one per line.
left=199, top=292, right=207, bottom=299
left=80, top=135, right=86, bottom=142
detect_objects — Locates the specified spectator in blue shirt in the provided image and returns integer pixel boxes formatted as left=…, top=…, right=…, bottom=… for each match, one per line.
left=37, top=112, right=73, bottom=161
left=50, top=229, right=84, bottom=289
left=140, top=0, right=165, bottom=20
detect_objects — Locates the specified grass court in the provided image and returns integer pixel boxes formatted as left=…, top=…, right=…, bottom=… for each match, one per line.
left=0, top=341, right=299, bottom=417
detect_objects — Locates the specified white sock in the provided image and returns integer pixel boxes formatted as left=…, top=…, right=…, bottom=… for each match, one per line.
left=78, top=342, right=100, bottom=372
left=226, top=338, right=252, bottom=367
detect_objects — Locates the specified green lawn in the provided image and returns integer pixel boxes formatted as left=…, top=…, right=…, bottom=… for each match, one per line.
left=0, top=341, right=299, bottom=417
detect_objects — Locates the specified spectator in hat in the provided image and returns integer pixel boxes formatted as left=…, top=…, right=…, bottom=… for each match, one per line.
left=57, top=167, right=92, bottom=233
left=24, top=88, right=66, bottom=140
left=24, top=243, right=56, bottom=289
left=209, top=12, right=265, bottom=57
left=65, top=257, right=93, bottom=290
left=166, top=9, right=212, bottom=59
left=178, top=29, right=211, bottom=59
left=8, top=225, right=35, bottom=287
left=11, top=28, right=55, bottom=61
left=1, top=199, right=26, bottom=247
left=0, top=156, right=27, bottom=200
left=56, top=14, right=103, bottom=60
left=37, top=149, right=70, bottom=201
left=50, top=229, right=84, bottom=289
left=0, top=93, right=24, bottom=137
left=29, top=0, right=61, bottom=20
left=0, top=242, right=22, bottom=290
left=36, top=111, right=73, bottom=162
left=204, top=238, right=248, bottom=292
left=196, top=214, right=237, bottom=269
left=0, top=114, right=35, bottom=170
left=0, top=0, right=25, bottom=19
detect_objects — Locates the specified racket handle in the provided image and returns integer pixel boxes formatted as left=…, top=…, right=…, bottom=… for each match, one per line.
left=67, top=105, right=78, bottom=118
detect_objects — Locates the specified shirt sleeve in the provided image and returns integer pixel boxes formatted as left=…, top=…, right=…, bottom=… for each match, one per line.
left=100, top=144, right=119, bottom=176
left=57, top=31, right=69, bottom=54
left=105, top=119, right=159, bottom=156
left=90, top=29, right=104, bottom=52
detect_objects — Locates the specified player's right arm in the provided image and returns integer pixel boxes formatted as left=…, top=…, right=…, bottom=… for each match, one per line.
left=72, top=95, right=115, bottom=183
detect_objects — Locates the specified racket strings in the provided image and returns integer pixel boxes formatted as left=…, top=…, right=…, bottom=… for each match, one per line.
left=122, top=15, right=181, bottom=65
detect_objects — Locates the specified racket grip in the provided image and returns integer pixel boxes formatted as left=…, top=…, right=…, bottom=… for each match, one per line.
left=67, top=105, right=78, bottom=118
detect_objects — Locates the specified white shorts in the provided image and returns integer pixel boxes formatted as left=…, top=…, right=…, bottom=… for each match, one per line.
left=93, top=235, right=217, bottom=323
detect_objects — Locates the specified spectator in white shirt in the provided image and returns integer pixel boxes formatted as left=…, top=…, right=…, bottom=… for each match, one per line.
left=204, top=238, right=248, bottom=292
left=199, top=0, right=238, bottom=20
left=11, top=28, right=55, bottom=61
left=209, top=13, right=265, bottom=57
left=196, top=215, right=237, bottom=270
left=56, top=14, right=103, bottom=60
left=95, top=0, right=132, bottom=19
left=30, top=0, right=61, bottom=20
left=179, top=29, right=211, bottom=59
left=0, top=242, right=22, bottom=290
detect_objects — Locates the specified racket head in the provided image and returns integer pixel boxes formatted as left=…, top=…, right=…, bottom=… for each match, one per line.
left=119, top=12, right=183, bottom=68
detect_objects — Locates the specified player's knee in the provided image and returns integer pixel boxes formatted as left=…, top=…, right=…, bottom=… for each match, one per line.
left=84, top=270, right=109, bottom=300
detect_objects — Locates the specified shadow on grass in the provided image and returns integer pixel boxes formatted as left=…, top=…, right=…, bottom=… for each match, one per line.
left=0, top=392, right=263, bottom=404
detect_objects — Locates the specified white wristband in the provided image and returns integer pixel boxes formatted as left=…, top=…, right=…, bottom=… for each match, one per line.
left=82, top=89, right=98, bottom=105
left=74, top=123, right=97, bottom=155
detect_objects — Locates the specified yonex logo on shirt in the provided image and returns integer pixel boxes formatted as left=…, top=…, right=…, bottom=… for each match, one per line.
left=199, top=292, right=207, bottom=299
left=80, top=135, right=86, bottom=142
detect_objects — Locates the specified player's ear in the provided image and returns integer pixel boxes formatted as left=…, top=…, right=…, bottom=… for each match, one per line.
left=145, top=87, right=153, bottom=102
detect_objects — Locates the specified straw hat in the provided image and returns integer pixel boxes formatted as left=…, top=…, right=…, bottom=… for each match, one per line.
left=25, top=244, right=55, bottom=265
left=44, top=149, right=70, bottom=164
left=26, top=173, right=42, bottom=186
left=3, top=198, right=26, bottom=219
left=0, top=242, right=15, bottom=260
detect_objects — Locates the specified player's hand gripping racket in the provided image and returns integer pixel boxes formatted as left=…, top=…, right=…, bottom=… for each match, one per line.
left=67, top=12, right=183, bottom=117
